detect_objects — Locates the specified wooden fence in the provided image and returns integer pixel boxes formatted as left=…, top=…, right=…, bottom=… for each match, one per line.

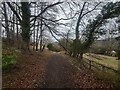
left=80, top=58, right=120, bottom=74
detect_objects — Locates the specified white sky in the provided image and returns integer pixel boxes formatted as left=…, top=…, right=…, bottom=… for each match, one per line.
left=1, top=1, right=120, bottom=42
left=0, top=0, right=120, bottom=2
left=51, top=1, right=120, bottom=42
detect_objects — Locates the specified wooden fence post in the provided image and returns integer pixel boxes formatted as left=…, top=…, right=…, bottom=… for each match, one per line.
left=89, top=61, right=91, bottom=69
left=102, top=65, right=105, bottom=71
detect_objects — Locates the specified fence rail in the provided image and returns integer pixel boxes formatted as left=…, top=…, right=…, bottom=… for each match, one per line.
left=80, top=58, right=119, bottom=74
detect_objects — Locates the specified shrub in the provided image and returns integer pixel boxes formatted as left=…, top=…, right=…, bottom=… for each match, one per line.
left=47, top=43, right=60, bottom=52
left=47, top=43, right=53, bottom=51
left=90, top=47, right=108, bottom=55
left=2, top=48, right=21, bottom=69
left=97, top=48, right=107, bottom=54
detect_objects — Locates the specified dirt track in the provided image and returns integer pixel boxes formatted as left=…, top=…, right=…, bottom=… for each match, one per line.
left=3, top=51, right=113, bottom=88
left=37, top=53, right=112, bottom=88
left=40, top=54, right=76, bottom=88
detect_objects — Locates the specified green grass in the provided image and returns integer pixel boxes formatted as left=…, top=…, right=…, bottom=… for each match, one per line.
left=82, top=53, right=120, bottom=87
left=83, top=53, right=118, bottom=70
left=91, top=68, right=119, bottom=87
left=63, top=53, right=120, bottom=87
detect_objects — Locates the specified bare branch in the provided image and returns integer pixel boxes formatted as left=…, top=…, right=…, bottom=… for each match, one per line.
left=30, top=2, right=63, bottom=23
left=59, top=5, right=68, bottom=18
left=43, top=21, right=70, bottom=52
left=81, top=2, right=101, bottom=19
left=7, top=2, right=22, bottom=22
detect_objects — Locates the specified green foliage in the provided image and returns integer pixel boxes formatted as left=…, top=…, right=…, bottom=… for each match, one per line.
left=53, top=48, right=60, bottom=52
left=116, top=49, right=120, bottom=60
left=90, top=47, right=108, bottom=55
left=2, top=48, right=21, bottom=69
left=102, top=2, right=120, bottom=18
left=69, top=39, right=84, bottom=57
left=79, top=1, right=120, bottom=57
left=2, top=55, right=16, bottom=69
left=47, top=43, right=60, bottom=52
left=47, top=43, right=53, bottom=50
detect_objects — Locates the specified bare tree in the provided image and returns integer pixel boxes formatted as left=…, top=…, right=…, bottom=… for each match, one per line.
left=6, top=1, right=62, bottom=51
left=2, top=2, right=10, bottom=46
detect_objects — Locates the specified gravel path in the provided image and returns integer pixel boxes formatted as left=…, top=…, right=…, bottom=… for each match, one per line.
left=3, top=52, right=113, bottom=88
left=38, top=53, right=112, bottom=88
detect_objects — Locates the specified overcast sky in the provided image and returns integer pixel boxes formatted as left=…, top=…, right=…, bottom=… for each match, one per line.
left=47, top=1, right=117, bottom=42
left=0, top=0, right=119, bottom=43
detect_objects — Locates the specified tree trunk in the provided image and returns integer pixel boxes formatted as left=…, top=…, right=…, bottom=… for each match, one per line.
left=42, top=45, right=45, bottom=52
left=36, top=22, right=39, bottom=51
left=3, top=3, right=10, bottom=46
left=39, top=28, right=43, bottom=52
left=33, top=4, right=36, bottom=51
left=16, top=18, right=19, bottom=49
left=79, top=53, right=83, bottom=60
left=11, top=12, right=15, bottom=47
left=33, top=28, right=35, bottom=51
left=21, top=2, right=30, bottom=51
left=15, top=3, right=21, bottom=49
left=39, top=2, right=44, bottom=52
left=22, top=40, right=30, bottom=52
left=74, top=2, right=86, bottom=57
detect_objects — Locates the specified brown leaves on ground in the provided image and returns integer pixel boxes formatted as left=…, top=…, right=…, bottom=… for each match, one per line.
left=62, top=54, right=113, bottom=88
left=71, top=68, right=113, bottom=88
left=2, top=50, right=52, bottom=88
left=2, top=50, right=113, bottom=88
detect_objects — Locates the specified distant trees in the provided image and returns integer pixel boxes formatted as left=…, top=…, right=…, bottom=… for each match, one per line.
left=60, top=2, right=101, bottom=59
left=116, top=16, right=120, bottom=60
left=59, top=37, right=72, bottom=52
left=64, top=1, right=120, bottom=60
left=2, top=3, right=10, bottom=46
left=81, top=1, right=120, bottom=59
left=47, top=43, right=53, bottom=51
left=1, top=1, right=120, bottom=60
left=47, top=43, right=60, bottom=52
left=2, top=1, right=62, bottom=52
